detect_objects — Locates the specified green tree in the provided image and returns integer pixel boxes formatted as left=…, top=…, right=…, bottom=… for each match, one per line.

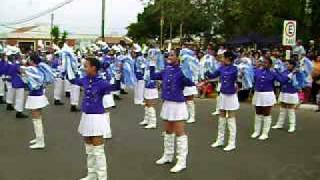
left=61, top=31, right=68, bottom=44
left=50, top=26, right=69, bottom=46
left=50, top=25, right=60, bottom=44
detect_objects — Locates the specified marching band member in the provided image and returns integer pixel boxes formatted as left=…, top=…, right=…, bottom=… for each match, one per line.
left=70, top=56, right=81, bottom=112
left=71, top=57, right=111, bottom=180
left=251, top=57, right=288, bottom=140
left=151, top=49, right=193, bottom=173
left=139, top=46, right=160, bottom=129
left=181, top=48, right=200, bottom=124
left=60, top=44, right=81, bottom=112
left=0, top=52, right=6, bottom=104
left=5, top=53, right=28, bottom=118
left=23, top=53, right=54, bottom=149
left=205, top=50, right=239, bottom=151
left=5, top=53, right=15, bottom=111
left=112, top=49, right=123, bottom=100
left=51, top=52, right=64, bottom=105
left=272, top=60, right=303, bottom=133
left=101, top=52, right=116, bottom=139
left=132, top=44, right=146, bottom=105
left=212, top=50, right=224, bottom=115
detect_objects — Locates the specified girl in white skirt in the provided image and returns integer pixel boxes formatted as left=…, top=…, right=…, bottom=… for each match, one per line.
left=151, top=49, right=193, bottom=173
left=205, top=50, right=239, bottom=151
left=0, top=54, right=6, bottom=104
left=71, top=57, right=111, bottom=180
left=132, top=45, right=146, bottom=105
left=272, top=60, right=302, bottom=133
left=139, top=55, right=159, bottom=129
left=23, top=53, right=50, bottom=149
left=251, top=57, right=288, bottom=140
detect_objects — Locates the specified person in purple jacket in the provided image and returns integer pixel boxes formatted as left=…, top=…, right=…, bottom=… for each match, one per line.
left=139, top=48, right=159, bottom=129
left=71, top=57, right=111, bottom=180
left=51, top=52, right=64, bottom=105
left=23, top=53, right=50, bottom=149
left=272, top=60, right=301, bottom=133
left=151, top=49, right=193, bottom=173
left=0, top=52, right=6, bottom=104
left=6, top=53, right=28, bottom=118
left=205, top=50, right=239, bottom=152
left=251, top=57, right=289, bottom=140
left=132, top=44, right=146, bottom=105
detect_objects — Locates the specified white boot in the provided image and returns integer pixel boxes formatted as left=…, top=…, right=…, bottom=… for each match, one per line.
left=212, top=96, right=220, bottom=115
left=272, top=107, right=287, bottom=129
left=145, top=107, right=157, bottom=129
left=80, top=144, right=97, bottom=180
left=170, top=135, right=188, bottom=173
left=29, top=119, right=45, bottom=149
left=93, top=145, right=107, bottom=180
left=156, top=133, right=175, bottom=165
left=211, top=117, right=226, bottom=148
left=29, top=119, right=38, bottom=144
left=186, top=101, right=195, bottom=123
left=251, top=114, right=263, bottom=138
left=259, top=116, right=272, bottom=140
left=288, top=109, right=296, bottom=133
left=224, top=117, right=236, bottom=151
left=104, top=112, right=112, bottom=139
left=139, top=107, right=150, bottom=126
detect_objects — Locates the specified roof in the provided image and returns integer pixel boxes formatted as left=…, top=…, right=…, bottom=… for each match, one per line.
left=97, top=36, right=133, bottom=44
left=0, top=24, right=52, bottom=39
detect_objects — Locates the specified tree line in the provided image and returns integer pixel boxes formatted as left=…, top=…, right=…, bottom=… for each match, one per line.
left=127, top=0, right=320, bottom=44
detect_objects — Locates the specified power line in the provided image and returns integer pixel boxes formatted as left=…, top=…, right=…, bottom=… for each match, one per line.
left=0, top=0, right=75, bottom=26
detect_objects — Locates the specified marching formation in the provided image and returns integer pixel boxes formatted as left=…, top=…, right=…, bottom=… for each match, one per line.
left=0, top=40, right=319, bottom=179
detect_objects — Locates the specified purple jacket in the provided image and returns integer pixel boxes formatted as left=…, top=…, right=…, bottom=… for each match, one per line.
left=6, top=63, right=25, bottom=88
left=71, top=75, right=112, bottom=114
left=254, top=68, right=288, bottom=92
left=134, top=56, right=145, bottom=80
left=0, top=60, right=7, bottom=76
left=29, top=88, right=44, bottom=96
left=51, top=57, right=61, bottom=69
left=150, top=64, right=194, bottom=102
left=206, top=65, right=238, bottom=94
left=280, top=70, right=298, bottom=94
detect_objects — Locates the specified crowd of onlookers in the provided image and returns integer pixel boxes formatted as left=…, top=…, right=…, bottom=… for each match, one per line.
left=187, top=40, right=320, bottom=111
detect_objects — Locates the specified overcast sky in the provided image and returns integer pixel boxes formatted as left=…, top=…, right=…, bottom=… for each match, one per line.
left=0, top=0, right=145, bottom=35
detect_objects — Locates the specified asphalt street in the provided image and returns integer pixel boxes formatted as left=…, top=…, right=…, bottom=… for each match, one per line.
left=0, top=89, right=319, bottom=180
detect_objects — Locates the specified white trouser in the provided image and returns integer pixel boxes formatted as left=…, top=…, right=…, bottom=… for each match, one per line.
left=53, top=78, right=64, bottom=100
left=0, top=77, right=5, bottom=96
left=14, top=88, right=25, bottom=112
left=6, top=82, right=14, bottom=104
left=134, top=80, right=145, bottom=104
left=70, top=84, right=80, bottom=106
left=64, top=79, right=71, bottom=93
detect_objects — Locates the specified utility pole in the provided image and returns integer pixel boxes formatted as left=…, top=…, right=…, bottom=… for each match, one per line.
left=50, top=13, right=54, bottom=42
left=160, top=4, right=164, bottom=50
left=101, top=0, right=106, bottom=42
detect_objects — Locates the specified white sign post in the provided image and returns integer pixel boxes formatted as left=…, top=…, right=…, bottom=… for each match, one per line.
left=282, top=20, right=297, bottom=46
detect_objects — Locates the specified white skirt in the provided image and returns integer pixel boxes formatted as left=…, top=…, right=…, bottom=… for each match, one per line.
left=183, top=86, right=198, bottom=96
left=160, top=101, right=188, bottom=121
left=219, top=93, right=239, bottom=111
left=279, top=92, right=299, bottom=105
left=103, top=94, right=115, bottom=109
left=78, top=113, right=108, bottom=137
left=252, top=91, right=276, bottom=107
left=144, top=88, right=159, bottom=100
left=25, top=95, right=49, bottom=109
